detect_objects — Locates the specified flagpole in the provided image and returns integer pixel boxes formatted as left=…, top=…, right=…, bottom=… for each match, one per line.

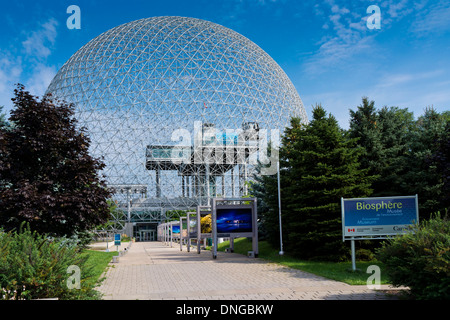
left=277, top=160, right=284, bottom=256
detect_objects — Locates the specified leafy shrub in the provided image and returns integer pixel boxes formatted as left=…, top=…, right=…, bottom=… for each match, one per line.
left=49, top=230, right=94, bottom=252
left=376, top=214, right=450, bottom=299
left=121, top=234, right=133, bottom=242
left=355, top=248, right=375, bottom=261
left=0, top=223, right=101, bottom=300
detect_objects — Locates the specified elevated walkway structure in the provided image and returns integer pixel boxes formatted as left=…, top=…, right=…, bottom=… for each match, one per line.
left=106, top=122, right=261, bottom=241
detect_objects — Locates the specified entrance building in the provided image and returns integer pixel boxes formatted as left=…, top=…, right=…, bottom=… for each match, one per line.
left=134, top=223, right=158, bottom=242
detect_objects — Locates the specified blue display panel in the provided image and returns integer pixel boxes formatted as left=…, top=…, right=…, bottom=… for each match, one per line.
left=172, top=225, right=180, bottom=234
left=216, top=208, right=253, bottom=234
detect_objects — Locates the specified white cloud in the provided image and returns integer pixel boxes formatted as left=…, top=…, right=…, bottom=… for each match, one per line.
left=410, top=0, right=450, bottom=36
left=212, top=0, right=290, bottom=28
left=302, top=1, right=374, bottom=74
left=386, top=0, right=410, bottom=18
left=297, top=0, right=450, bottom=126
left=27, top=63, right=58, bottom=98
left=22, top=18, right=58, bottom=60
left=300, top=0, right=428, bottom=75
left=331, top=4, right=349, bottom=14
left=349, top=21, right=366, bottom=31
left=0, top=18, right=58, bottom=113
left=360, top=69, right=450, bottom=118
left=375, top=70, right=444, bottom=89
left=0, top=54, right=23, bottom=110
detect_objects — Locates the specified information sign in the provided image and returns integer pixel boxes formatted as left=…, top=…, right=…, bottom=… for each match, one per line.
left=342, top=195, right=419, bottom=240
left=114, top=233, right=121, bottom=246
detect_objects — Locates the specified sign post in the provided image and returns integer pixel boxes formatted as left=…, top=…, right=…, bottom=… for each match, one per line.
left=341, top=195, right=419, bottom=271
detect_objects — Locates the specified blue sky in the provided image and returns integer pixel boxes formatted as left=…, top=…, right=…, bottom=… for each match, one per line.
left=1, top=0, right=449, bottom=128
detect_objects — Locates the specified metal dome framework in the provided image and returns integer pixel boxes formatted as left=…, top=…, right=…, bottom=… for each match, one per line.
left=47, top=16, right=307, bottom=236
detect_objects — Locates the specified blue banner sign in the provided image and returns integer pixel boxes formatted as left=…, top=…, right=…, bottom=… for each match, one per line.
left=341, top=195, right=419, bottom=239
left=114, top=233, right=121, bottom=246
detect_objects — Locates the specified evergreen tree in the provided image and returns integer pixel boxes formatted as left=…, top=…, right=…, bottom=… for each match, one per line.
left=288, top=106, right=374, bottom=260
left=258, top=105, right=374, bottom=261
left=399, top=108, right=449, bottom=218
left=249, top=155, right=278, bottom=243
left=348, top=97, right=381, bottom=175
left=349, top=98, right=414, bottom=197
left=0, top=106, right=7, bottom=127
left=250, top=128, right=300, bottom=248
left=430, top=121, right=450, bottom=215
left=374, top=106, right=414, bottom=196
left=0, top=85, right=111, bottom=236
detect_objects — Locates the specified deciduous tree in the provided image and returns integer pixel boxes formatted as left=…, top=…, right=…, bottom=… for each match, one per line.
left=0, top=85, right=111, bottom=236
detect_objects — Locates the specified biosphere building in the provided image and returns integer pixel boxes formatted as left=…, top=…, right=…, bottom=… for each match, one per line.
left=47, top=16, right=307, bottom=240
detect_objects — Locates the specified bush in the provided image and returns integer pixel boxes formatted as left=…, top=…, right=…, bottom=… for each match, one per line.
left=0, top=223, right=101, bottom=300
left=121, top=235, right=131, bottom=242
left=50, top=230, right=94, bottom=252
left=376, top=214, right=450, bottom=299
left=355, top=248, right=375, bottom=261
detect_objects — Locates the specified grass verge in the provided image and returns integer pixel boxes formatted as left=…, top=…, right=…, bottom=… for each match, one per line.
left=217, top=238, right=390, bottom=285
left=81, top=250, right=118, bottom=287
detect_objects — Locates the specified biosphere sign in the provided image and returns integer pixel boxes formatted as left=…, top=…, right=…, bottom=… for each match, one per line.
left=341, top=195, right=419, bottom=240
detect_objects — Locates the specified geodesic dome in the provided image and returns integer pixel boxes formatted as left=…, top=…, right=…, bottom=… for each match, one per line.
left=47, top=16, right=307, bottom=216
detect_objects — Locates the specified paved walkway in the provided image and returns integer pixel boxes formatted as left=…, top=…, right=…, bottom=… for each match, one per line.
left=97, top=242, right=401, bottom=300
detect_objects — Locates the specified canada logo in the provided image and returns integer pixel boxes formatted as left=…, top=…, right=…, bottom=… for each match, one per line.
left=348, top=228, right=355, bottom=232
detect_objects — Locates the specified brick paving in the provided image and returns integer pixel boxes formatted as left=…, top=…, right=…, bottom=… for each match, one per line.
left=97, top=241, right=401, bottom=300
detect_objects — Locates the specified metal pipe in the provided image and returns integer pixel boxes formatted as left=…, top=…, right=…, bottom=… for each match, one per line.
left=277, top=161, right=284, bottom=256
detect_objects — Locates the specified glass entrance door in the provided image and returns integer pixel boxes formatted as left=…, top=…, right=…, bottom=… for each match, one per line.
left=140, top=230, right=148, bottom=242
left=139, top=230, right=155, bottom=242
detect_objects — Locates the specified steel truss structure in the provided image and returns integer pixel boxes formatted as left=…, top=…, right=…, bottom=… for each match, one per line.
left=47, top=16, right=307, bottom=229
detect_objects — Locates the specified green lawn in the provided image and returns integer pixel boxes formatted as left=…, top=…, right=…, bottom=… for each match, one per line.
left=217, top=238, right=390, bottom=285
left=81, top=250, right=118, bottom=287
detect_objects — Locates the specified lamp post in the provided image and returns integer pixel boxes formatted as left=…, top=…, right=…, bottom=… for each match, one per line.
left=277, top=160, right=284, bottom=256
left=105, top=232, right=110, bottom=252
